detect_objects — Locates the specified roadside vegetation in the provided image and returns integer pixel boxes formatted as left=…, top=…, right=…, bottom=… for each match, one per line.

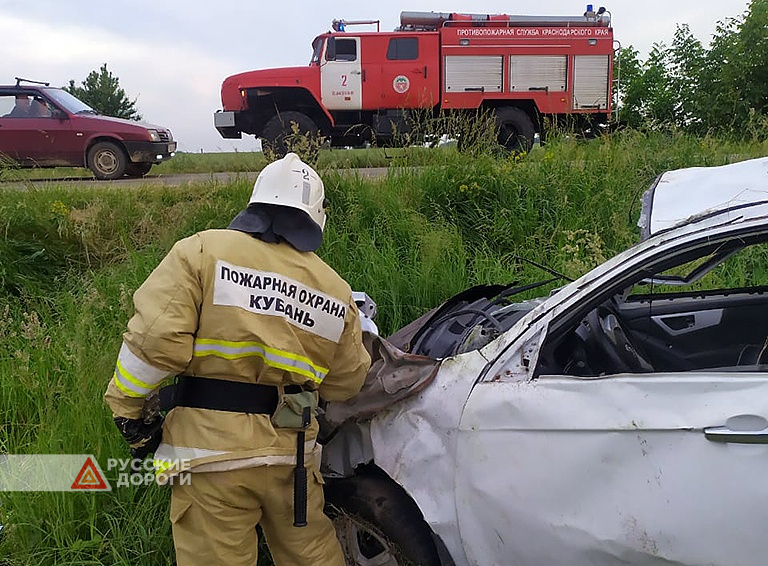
left=0, top=144, right=447, bottom=182
left=617, top=0, right=767, bottom=136
left=0, top=127, right=766, bottom=565
left=0, top=3, right=765, bottom=563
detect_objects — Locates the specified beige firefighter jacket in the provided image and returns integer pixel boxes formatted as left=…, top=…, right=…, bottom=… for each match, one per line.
left=104, top=229, right=370, bottom=476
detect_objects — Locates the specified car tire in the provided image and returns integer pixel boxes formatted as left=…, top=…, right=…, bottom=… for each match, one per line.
left=261, top=111, right=319, bottom=158
left=125, top=162, right=153, bottom=178
left=325, top=465, right=442, bottom=566
left=495, top=107, right=535, bottom=153
left=87, top=141, right=127, bottom=180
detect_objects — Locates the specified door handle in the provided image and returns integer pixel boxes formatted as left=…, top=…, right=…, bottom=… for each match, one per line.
left=704, top=425, right=768, bottom=444
left=652, top=310, right=722, bottom=336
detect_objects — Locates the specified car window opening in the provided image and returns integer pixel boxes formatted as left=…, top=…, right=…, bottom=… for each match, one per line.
left=537, top=236, right=768, bottom=378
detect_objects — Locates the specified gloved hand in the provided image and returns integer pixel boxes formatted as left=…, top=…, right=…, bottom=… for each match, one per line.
left=113, top=415, right=164, bottom=460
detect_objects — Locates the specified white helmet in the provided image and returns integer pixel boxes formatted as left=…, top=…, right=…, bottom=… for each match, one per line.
left=248, top=153, right=326, bottom=232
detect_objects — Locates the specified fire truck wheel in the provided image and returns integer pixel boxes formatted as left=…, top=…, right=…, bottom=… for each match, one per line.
left=495, top=107, right=535, bottom=153
left=261, top=111, right=319, bottom=158
left=325, top=465, right=442, bottom=566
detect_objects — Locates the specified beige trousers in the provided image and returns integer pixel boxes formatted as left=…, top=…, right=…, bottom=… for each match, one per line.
left=170, top=465, right=344, bottom=566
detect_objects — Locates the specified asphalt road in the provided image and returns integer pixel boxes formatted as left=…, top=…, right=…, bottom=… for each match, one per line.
left=0, top=168, right=390, bottom=189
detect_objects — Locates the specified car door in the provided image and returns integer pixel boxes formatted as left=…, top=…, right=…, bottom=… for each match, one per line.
left=0, top=92, right=37, bottom=163
left=0, top=116, right=25, bottom=162
left=457, top=371, right=768, bottom=565
left=25, top=96, right=82, bottom=166
left=0, top=93, right=77, bottom=166
left=454, top=224, right=768, bottom=566
left=320, top=36, right=363, bottom=111
left=18, top=119, right=78, bottom=167
left=371, top=34, right=440, bottom=110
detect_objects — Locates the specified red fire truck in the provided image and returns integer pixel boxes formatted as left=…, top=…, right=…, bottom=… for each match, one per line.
left=214, top=5, right=614, bottom=153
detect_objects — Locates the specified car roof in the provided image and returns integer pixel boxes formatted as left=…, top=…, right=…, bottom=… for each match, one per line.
left=0, top=86, right=55, bottom=96
left=638, top=156, right=768, bottom=240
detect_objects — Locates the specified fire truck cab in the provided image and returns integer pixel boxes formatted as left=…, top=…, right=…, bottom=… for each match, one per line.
left=214, top=5, right=614, bottom=154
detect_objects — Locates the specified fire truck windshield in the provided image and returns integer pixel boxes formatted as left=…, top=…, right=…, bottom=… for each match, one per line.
left=310, top=37, right=323, bottom=65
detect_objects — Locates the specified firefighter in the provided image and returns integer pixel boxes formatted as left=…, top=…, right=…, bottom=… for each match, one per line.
left=104, top=153, right=371, bottom=565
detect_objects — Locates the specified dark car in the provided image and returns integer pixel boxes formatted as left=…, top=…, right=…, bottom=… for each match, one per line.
left=0, top=78, right=176, bottom=179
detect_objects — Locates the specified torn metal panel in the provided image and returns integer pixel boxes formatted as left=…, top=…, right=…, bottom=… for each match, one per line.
left=322, top=334, right=440, bottom=429
left=321, top=420, right=375, bottom=478
left=369, top=350, right=490, bottom=566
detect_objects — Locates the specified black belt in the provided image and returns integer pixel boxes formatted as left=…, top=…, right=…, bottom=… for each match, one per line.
left=159, top=375, right=303, bottom=414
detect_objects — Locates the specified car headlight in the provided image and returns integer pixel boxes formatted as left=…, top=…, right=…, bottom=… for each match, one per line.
left=147, top=129, right=161, bottom=142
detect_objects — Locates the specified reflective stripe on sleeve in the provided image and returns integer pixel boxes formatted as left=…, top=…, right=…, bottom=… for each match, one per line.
left=192, top=338, right=329, bottom=384
left=113, top=342, right=173, bottom=398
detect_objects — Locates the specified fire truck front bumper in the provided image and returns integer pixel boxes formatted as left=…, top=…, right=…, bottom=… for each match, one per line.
left=214, top=111, right=242, bottom=139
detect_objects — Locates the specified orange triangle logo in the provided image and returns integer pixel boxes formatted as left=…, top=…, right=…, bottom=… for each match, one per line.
left=71, top=456, right=108, bottom=490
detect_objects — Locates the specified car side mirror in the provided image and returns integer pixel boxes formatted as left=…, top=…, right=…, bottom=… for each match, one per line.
left=52, top=108, right=68, bottom=121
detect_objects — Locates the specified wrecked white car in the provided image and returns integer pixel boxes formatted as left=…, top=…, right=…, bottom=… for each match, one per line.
left=321, top=156, right=768, bottom=566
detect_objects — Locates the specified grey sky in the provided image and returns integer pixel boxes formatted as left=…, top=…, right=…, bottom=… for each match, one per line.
left=0, top=1, right=751, bottom=153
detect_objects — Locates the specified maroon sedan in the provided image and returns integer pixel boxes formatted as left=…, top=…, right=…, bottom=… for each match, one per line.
left=0, top=79, right=176, bottom=179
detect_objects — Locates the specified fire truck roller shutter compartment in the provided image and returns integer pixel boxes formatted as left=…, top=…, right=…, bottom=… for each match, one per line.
left=509, top=55, right=567, bottom=92
left=572, top=55, right=610, bottom=110
left=444, top=56, right=503, bottom=93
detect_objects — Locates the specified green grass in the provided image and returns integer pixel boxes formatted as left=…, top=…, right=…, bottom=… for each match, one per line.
left=0, top=129, right=766, bottom=564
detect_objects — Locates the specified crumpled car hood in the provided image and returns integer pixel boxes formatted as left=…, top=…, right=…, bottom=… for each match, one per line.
left=638, top=156, right=768, bottom=240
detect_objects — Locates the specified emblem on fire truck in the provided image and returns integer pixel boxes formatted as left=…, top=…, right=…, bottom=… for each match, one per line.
left=393, top=75, right=410, bottom=94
